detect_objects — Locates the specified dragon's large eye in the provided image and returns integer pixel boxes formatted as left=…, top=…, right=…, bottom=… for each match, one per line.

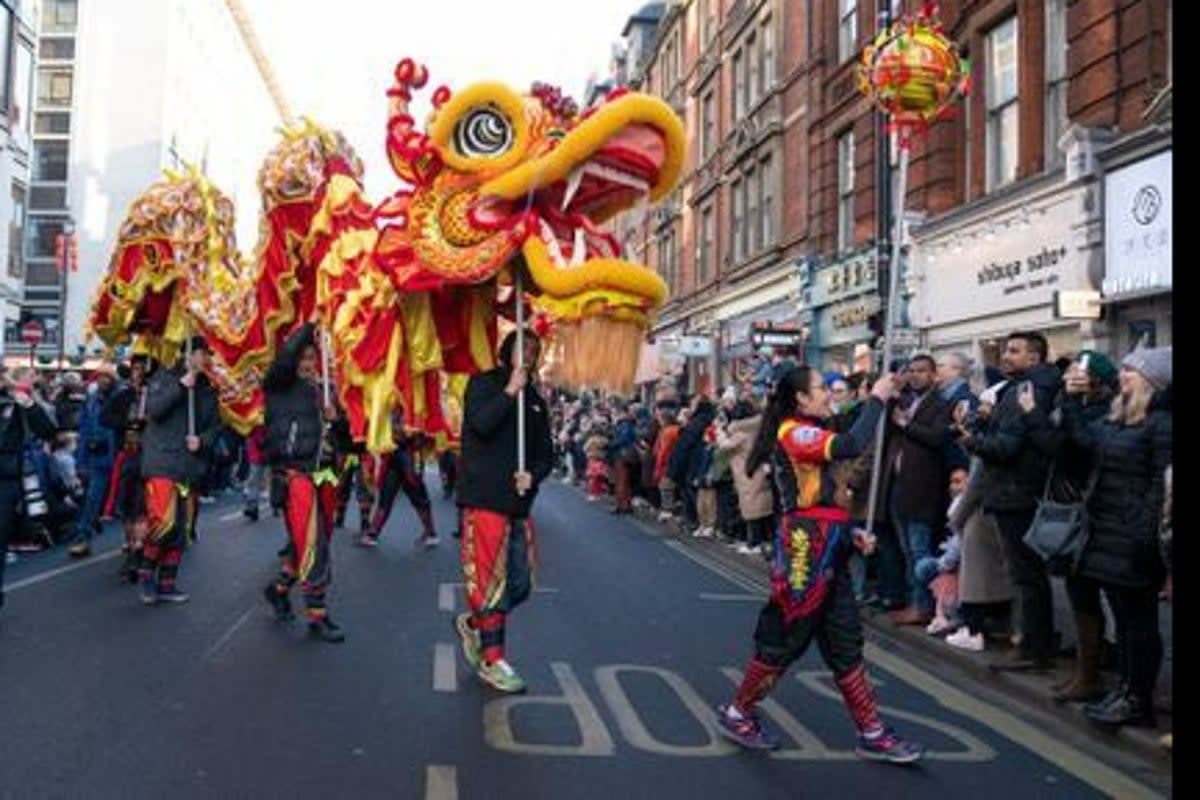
left=453, top=106, right=514, bottom=158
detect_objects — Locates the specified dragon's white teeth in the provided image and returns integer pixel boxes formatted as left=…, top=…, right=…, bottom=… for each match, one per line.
left=582, top=163, right=650, bottom=194
left=571, top=228, right=586, bottom=267
left=561, top=167, right=584, bottom=212
left=548, top=233, right=566, bottom=267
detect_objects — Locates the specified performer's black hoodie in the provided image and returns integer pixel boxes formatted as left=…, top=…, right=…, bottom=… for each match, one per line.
left=456, top=341, right=553, bottom=519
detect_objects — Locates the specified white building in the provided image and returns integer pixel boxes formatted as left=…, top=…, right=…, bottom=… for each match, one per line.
left=19, top=0, right=281, bottom=360
left=0, top=0, right=36, bottom=359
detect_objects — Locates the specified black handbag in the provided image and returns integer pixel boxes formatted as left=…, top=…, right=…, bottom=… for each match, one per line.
left=1023, top=456, right=1101, bottom=577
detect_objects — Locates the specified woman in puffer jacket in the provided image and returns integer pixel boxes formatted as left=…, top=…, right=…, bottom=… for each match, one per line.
left=716, top=401, right=774, bottom=557
left=1061, top=347, right=1171, bottom=728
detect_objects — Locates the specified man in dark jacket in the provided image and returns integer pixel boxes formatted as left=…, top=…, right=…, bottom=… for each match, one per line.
left=67, top=364, right=120, bottom=558
left=0, top=367, right=58, bottom=610
left=260, top=323, right=344, bottom=642
left=881, top=354, right=952, bottom=625
left=138, top=336, right=222, bottom=606
left=956, top=331, right=1060, bottom=671
left=454, top=328, right=553, bottom=694
left=668, top=396, right=716, bottom=534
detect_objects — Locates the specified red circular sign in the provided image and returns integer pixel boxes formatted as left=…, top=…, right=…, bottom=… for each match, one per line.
left=21, top=320, right=45, bottom=345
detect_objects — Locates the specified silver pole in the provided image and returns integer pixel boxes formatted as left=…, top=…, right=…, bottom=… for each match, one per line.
left=863, top=145, right=909, bottom=537
left=320, top=327, right=333, bottom=411
left=185, top=331, right=196, bottom=438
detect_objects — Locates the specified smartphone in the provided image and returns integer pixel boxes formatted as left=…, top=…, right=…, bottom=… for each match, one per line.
left=1079, top=353, right=1091, bottom=373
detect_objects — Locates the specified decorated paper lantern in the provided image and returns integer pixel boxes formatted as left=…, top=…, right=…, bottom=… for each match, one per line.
left=858, top=3, right=969, bottom=141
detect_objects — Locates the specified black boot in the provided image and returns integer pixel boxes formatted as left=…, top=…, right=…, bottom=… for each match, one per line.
left=243, top=504, right=259, bottom=522
left=308, top=616, right=345, bottom=643
left=263, top=583, right=294, bottom=622
left=1086, top=690, right=1156, bottom=727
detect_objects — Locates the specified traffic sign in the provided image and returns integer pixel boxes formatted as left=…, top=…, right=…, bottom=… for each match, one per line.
left=21, top=319, right=45, bottom=345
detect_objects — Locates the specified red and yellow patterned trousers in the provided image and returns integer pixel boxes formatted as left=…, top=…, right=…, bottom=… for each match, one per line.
left=140, top=477, right=197, bottom=592
left=460, top=508, right=537, bottom=664
left=276, top=470, right=338, bottom=621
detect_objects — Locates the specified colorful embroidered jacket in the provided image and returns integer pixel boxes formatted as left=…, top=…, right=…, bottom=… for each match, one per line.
left=770, top=397, right=884, bottom=621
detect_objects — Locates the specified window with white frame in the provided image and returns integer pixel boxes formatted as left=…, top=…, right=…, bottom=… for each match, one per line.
left=986, top=17, right=1019, bottom=190
left=1045, top=0, right=1068, bottom=168
left=761, top=16, right=776, bottom=93
left=699, top=203, right=714, bottom=283
left=702, top=90, right=715, bottom=158
left=733, top=50, right=745, bottom=120
left=731, top=178, right=745, bottom=263
left=839, top=0, right=858, bottom=63
left=760, top=152, right=775, bottom=247
left=746, top=164, right=760, bottom=254
left=837, top=131, right=855, bottom=251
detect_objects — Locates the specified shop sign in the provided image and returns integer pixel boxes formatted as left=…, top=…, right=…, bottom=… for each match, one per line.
left=1055, top=289, right=1103, bottom=320
left=678, top=336, right=713, bottom=358
left=915, top=187, right=1092, bottom=327
left=829, top=295, right=881, bottom=329
left=810, top=251, right=878, bottom=307
left=1103, top=150, right=1171, bottom=300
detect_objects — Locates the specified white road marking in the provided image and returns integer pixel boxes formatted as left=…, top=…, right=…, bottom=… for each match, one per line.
left=218, top=511, right=244, bottom=522
left=424, top=764, right=458, bottom=800
left=483, top=662, right=616, bottom=757
left=203, top=607, right=256, bottom=661
left=434, top=643, right=458, bottom=693
left=699, top=593, right=761, bottom=602
left=438, top=583, right=457, bottom=612
left=595, top=665, right=734, bottom=757
left=6, top=549, right=123, bottom=592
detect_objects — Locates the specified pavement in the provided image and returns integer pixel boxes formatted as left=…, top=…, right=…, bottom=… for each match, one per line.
left=0, top=478, right=1172, bottom=799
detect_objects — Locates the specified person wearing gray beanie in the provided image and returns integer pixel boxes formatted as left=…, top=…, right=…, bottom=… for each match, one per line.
left=1121, top=346, right=1171, bottom=391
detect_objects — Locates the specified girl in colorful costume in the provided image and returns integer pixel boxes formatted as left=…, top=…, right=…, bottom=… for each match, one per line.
left=717, top=366, right=924, bottom=764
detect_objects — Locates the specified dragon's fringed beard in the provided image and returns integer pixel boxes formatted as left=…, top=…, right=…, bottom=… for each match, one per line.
left=543, top=316, right=646, bottom=396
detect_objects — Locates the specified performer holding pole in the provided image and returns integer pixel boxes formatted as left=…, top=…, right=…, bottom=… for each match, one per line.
left=138, top=335, right=219, bottom=605
left=261, top=321, right=345, bottom=643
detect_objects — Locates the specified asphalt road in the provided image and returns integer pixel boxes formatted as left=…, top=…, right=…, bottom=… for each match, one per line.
left=0, top=478, right=1168, bottom=799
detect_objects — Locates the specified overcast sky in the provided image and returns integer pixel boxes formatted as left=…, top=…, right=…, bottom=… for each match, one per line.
left=241, top=0, right=638, bottom=199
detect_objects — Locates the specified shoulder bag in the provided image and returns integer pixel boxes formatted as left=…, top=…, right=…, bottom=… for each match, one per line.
left=1022, top=453, right=1101, bottom=577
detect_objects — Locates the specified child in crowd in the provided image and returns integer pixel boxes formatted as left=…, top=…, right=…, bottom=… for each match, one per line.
left=916, top=467, right=969, bottom=636
left=654, top=407, right=681, bottom=522
left=692, top=422, right=719, bottom=539
left=584, top=420, right=611, bottom=501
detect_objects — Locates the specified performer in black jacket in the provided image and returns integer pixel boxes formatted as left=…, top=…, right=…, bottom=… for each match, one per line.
left=361, top=419, right=437, bottom=549
left=260, top=323, right=345, bottom=643
left=101, top=355, right=154, bottom=583
left=453, top=329, right=553, bottom=694
left=138, top=338, right=221, bottom=605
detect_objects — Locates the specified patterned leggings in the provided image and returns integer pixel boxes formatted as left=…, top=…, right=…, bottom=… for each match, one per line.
left=276, top=472, right=338, bottom=620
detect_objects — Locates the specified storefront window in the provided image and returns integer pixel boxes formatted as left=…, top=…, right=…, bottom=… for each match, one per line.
left=837, top=131, right=855, bottom=251
left=1045, top=0, right=1068, bottom=169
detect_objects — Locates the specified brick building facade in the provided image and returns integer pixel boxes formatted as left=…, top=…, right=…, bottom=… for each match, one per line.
left=610, top=0, right=1170, bottom=392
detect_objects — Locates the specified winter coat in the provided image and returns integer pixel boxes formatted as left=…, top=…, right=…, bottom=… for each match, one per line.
left=456, top=366, right=554, bottom=519
left=1023, top=387, right=1114, bottom=502
left=0, top=390, right=57, bottom=480
left=262, top=324, right=329, bottom=472
left=717, top=415, right=773, bottom=521
left=54, top=392, right=85, bottom=432
left=668, top=403, right=716, bottom=486
left=654, top=424, right=680, bottom=484
left=75, top=388, right=119, bottom=472
left=139, top=365, right=222, bottom=486
left=584, top=434, right=609, bottom=461
left=605, top=417, right=638, bottom=464
left=948, top=470, right=1013, bottom=604
left=1062, top=390, right=1172, bottom=588
left=965, top=364, right=1061, bottom=513
left=880, top=389, right=953, bottom=525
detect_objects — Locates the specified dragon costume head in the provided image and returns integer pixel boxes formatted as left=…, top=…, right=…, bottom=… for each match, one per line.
left=378, top=60, right=684, bottom=391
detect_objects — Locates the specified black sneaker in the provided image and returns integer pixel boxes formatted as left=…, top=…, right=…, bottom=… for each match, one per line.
left=243, top=505, right=259, bottom=522
left=263, top=584, right=294, bottom=622
left=308, top=616, right=345, bottom=643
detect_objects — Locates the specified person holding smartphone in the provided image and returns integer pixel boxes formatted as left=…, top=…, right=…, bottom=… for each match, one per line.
left=0, top=366, right=58, bottom=611
left=953, top=332, right=1060, bottom=673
